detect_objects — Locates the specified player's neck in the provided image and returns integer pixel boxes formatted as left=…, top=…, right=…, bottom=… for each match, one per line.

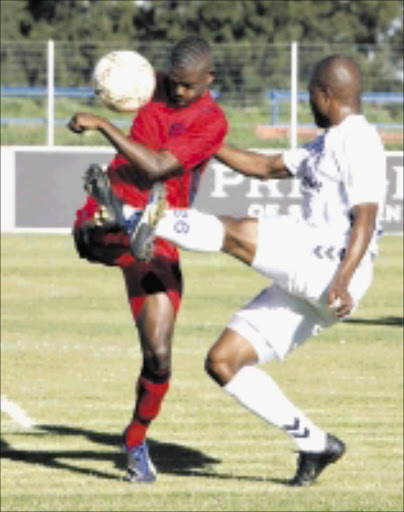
left=332, top=105, right=361, bottom=126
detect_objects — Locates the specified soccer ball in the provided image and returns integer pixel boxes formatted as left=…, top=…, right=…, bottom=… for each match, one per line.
left=92, top=50, right=156, bottom=112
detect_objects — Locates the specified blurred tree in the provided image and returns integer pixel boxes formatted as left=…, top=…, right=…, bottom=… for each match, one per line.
left=1, top=0, right=402, bottom=95
left=2, top=0, right=401, bottom=46
left=0, top=0, right=32, bottom=39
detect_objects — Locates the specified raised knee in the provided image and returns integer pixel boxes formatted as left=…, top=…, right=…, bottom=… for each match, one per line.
left=221, top=217, right=257, bottom=265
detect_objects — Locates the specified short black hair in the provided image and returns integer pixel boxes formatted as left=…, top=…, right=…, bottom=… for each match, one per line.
left=170, top=35, right=214, bottom=71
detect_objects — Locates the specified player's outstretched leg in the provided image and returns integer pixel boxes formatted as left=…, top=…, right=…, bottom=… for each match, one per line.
left=129, top=181, right=167, bottom=261
left=83, top=164, right=125, bottom=228
left=206, top=324, right=347, bottom=488
left=289, top=433, right=346, bottom=486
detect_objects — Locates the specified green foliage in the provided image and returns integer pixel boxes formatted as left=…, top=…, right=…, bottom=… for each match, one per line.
left=1, top=1, right=403, bottom=96
left=1, top=0, right=403, bottom=45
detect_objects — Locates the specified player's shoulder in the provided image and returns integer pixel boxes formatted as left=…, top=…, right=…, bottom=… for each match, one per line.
left=340, top=114, right=377, bottom=138
left=336, top=115, right=385, bottom=170
left=202, top=91, right=225, bottom=111
left=196, top=92, right=228, bottom=124
left=331, top=114, right=382, bottom=150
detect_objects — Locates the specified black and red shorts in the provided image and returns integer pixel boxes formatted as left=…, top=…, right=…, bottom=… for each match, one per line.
left=73, top=196, right=183, bottom=318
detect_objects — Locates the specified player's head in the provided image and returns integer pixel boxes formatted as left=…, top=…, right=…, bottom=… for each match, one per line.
left=167, top=35, right=215, bottom=107
left=308, top=55, right=362, bottom=128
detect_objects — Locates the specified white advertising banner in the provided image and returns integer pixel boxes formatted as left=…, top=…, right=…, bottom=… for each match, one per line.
left=1, top=147, right=402, bottom=234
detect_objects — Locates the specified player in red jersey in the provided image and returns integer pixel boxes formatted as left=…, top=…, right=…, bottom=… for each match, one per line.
left=68, top=35, right=228, bottom=483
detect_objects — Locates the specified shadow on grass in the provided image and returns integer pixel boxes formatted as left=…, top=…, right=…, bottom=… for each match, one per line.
left=343, top=316, right=403, bottom=327
left=1, top=424, right=286, bottom=483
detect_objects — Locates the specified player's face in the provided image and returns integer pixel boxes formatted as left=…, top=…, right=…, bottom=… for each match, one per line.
left=309, top=83, right=331, bottom=129
left=167, top=65, right=213, bottom=107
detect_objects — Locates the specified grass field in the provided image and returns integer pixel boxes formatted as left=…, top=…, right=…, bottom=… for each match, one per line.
left=1, top=97, right=403, bottom=150
left=1, top=234, right=403, bottom=512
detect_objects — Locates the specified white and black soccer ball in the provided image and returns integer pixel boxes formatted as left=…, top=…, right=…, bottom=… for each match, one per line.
left=92, top=50, right=156, bottom=112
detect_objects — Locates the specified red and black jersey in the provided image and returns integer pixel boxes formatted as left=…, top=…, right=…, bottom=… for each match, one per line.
left=74, top=85, right=227, bottom=276
left=107, top=90, right=228, bottom=209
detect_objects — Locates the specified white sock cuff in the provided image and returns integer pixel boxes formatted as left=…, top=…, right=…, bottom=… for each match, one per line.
left=198, top=210, right=225, bottom=251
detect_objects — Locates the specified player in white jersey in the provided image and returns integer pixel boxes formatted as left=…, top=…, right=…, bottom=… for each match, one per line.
left=127, top=55, right=387, bottom=485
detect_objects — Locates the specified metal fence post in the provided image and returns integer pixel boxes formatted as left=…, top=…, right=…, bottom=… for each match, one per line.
left=291, top=41, right=298, bottom=149
left=47, top=39, right=55, bottom=146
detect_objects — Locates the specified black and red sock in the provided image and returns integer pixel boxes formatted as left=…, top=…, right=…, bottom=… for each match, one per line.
left=124, top=368, right=170, bottom=448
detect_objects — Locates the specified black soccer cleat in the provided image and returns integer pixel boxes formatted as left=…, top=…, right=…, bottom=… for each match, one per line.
left=83, top=164, right=125, bottom=228
left=289, top=433, right=346, bottom=487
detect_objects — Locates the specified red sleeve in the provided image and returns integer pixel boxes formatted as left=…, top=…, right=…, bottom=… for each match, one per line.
left=163, top=107, right=228, bottom=171
left=107, top=103, right=161, bottom=170
left=129, top=104, right=162, bottom=149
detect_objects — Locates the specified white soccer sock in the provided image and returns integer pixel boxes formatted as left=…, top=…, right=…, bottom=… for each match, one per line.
left=155, top=209, right=225, bottom=252
left=224, top=366, right=327, bottom=452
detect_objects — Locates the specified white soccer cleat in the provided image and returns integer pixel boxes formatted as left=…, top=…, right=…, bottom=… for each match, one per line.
left=129, top=182, right=167, bottom=261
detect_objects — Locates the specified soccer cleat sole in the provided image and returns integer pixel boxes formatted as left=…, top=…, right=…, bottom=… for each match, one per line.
left=130, top=181, right=167, bottom=261
left=83, top=164, right=125, bottom=228
left=131, top=224, right=155, bottom=261
left=149, top=182, right=167, bottom=228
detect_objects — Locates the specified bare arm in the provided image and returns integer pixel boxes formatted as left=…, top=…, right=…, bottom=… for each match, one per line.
left=328, top=203, right=378, bottom=318
left=216, top=144, right=292, bottom=180
left=68, top=113, right=182, bottom=181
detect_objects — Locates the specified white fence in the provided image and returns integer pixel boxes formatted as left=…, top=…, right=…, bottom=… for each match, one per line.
left=1, top=40, right=403, bottom=147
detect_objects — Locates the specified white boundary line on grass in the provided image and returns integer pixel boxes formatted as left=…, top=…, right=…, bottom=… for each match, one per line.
left=1, top=395, right=36, bottom=428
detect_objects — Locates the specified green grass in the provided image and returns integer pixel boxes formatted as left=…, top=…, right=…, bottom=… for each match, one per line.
left=1, top=97, right=403, bottom=150
left=1, top=234, right=403, bottom=511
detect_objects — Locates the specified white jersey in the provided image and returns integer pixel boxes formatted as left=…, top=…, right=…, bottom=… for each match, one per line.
left=282, top=114, right=387, bottom=257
